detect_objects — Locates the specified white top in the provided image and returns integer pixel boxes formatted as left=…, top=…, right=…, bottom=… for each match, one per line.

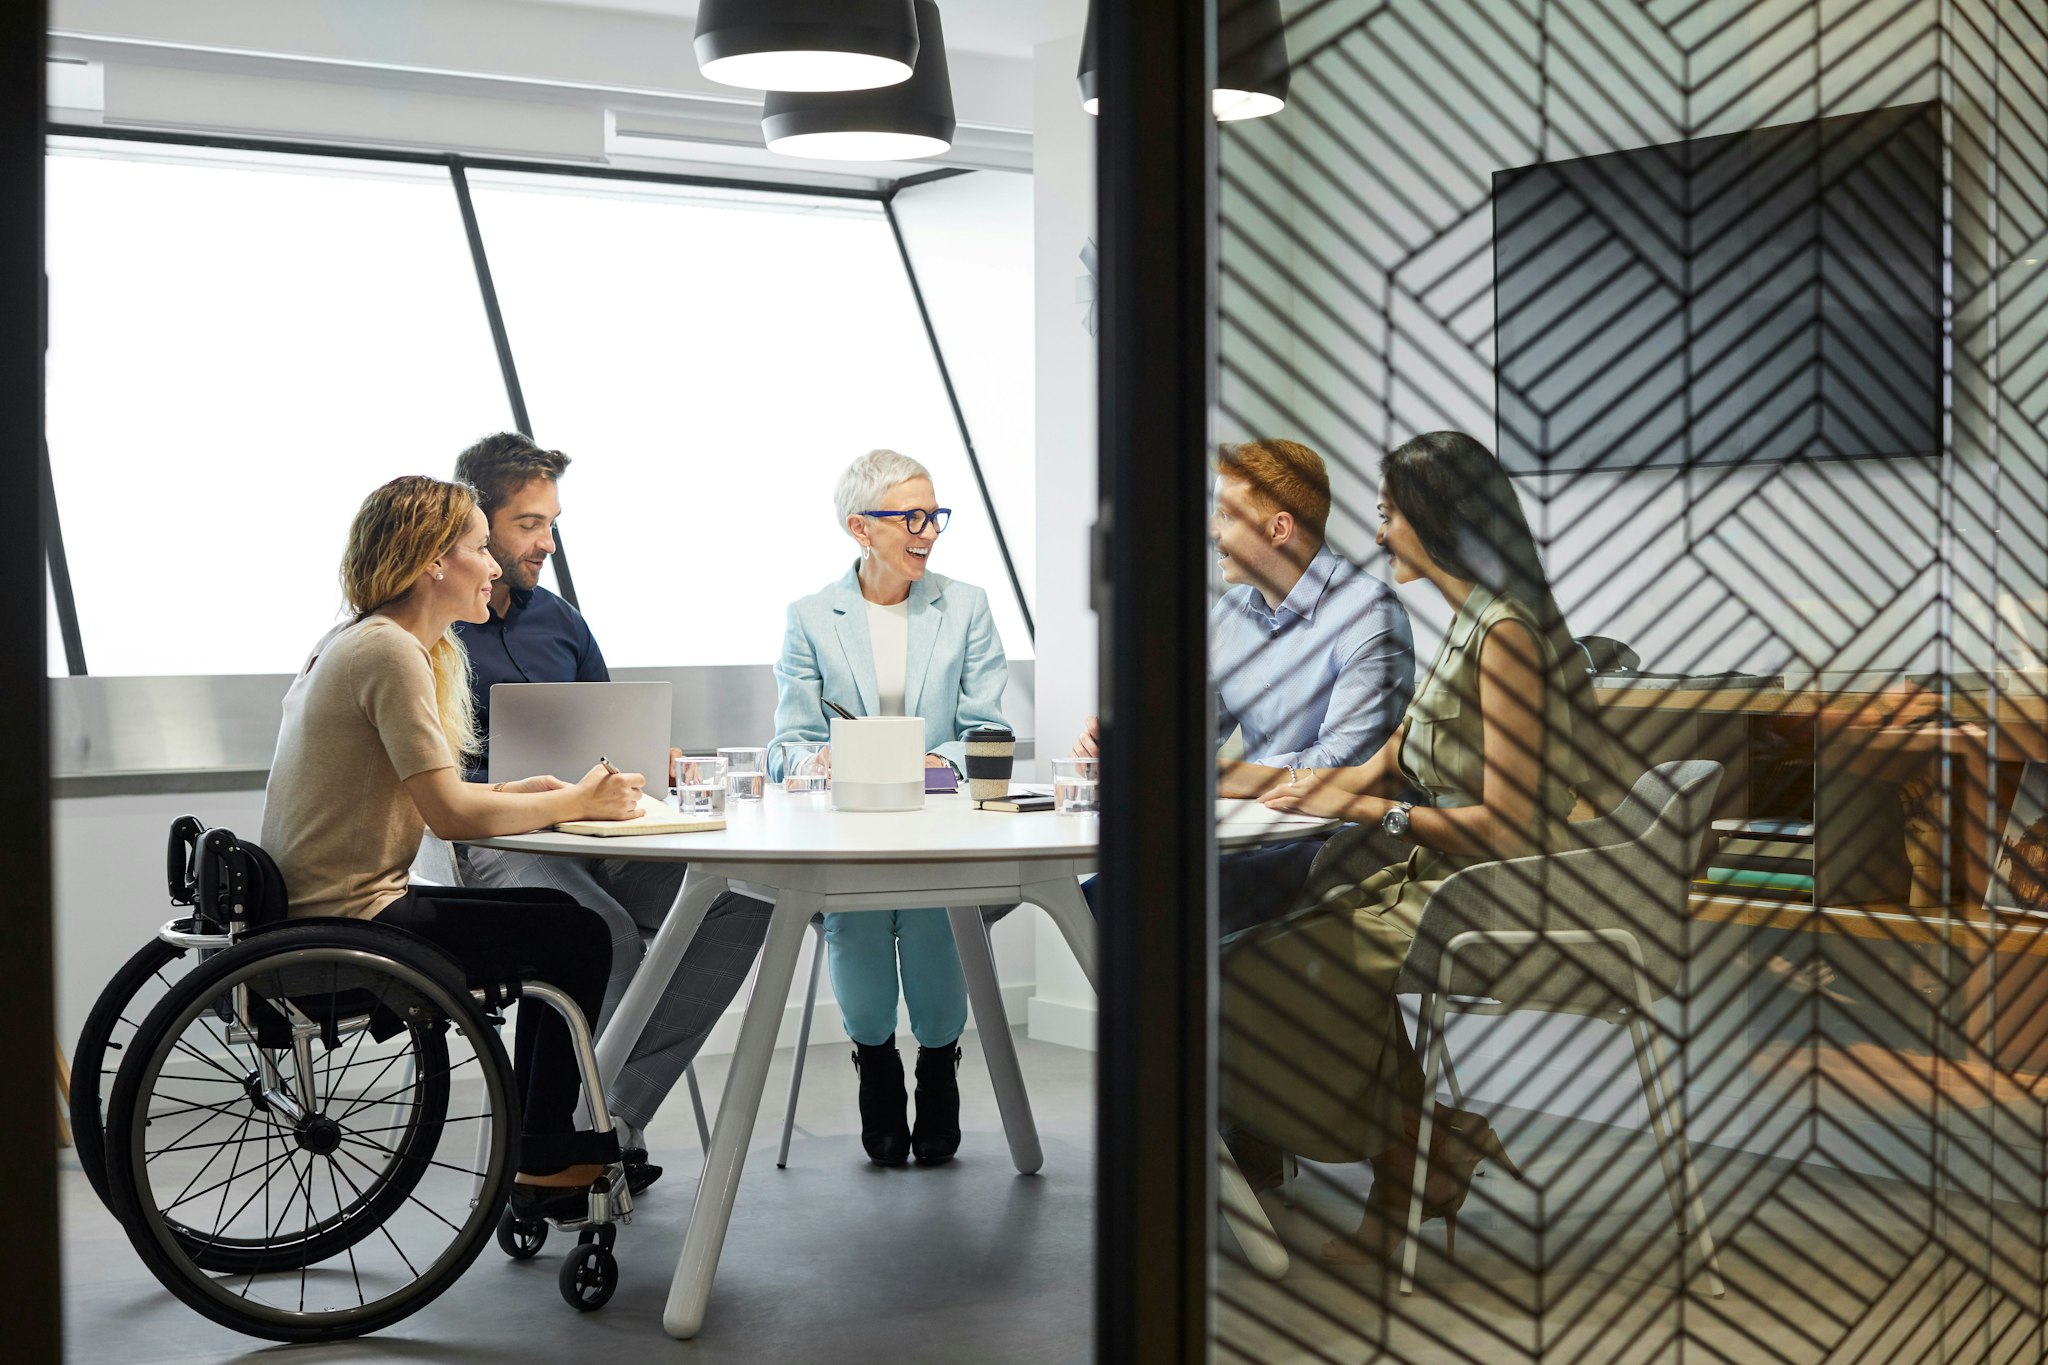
left=465, top=789, right=1332, bottom=866
left=866, top=597, right=910, bottom=716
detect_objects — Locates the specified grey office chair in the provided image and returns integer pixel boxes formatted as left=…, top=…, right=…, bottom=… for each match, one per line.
left=1392, top=759, right=1727, bottom=1297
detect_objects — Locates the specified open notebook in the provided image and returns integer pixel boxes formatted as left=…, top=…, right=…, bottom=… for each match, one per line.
left=556, top=794, right=725, bottom=837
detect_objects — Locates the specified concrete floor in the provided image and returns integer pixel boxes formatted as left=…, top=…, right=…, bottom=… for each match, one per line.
left=64, top=1030, right=2048, bottom=1363
left=64, top=1029, right=1098, bottom=1365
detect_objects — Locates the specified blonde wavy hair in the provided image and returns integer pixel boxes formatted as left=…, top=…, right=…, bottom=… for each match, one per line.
left=340, top=475, right=482, bottom=759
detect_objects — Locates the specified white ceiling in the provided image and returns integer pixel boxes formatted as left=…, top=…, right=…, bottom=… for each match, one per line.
left=518, top=0, right=1087, bottom=60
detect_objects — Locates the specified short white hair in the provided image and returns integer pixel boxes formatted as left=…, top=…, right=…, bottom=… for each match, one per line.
left=834, top=449, right=933, bottom=535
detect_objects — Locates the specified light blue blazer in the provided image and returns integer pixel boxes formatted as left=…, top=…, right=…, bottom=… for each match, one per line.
left=768, top=564, right=1009, bottom=781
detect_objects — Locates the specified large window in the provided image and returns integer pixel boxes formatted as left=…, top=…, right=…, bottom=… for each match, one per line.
left=45, top=146, right=510, bottom=675
left=467, top=171, right=1033, bottom=665
left=43, top=139, right=1036, bottom=675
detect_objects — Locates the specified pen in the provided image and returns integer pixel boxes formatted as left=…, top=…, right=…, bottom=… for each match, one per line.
left=599, top=756, right=619, bottom=775
left=823, top=698, right=857, bottom=721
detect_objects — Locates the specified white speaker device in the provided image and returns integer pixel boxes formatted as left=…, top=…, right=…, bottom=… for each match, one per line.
left=830, top=716, right=926, bottom=812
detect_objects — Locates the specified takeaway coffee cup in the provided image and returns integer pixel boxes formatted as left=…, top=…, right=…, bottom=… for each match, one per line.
left=963, top=726, right=1017, bottom=802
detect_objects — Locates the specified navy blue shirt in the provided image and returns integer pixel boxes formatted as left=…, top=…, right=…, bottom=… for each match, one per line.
left=453, top=584, right=608, bottom=778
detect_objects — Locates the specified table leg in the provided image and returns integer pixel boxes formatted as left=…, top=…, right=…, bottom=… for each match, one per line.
left=1021, top=875, right=1099, bottom=994
left=946, top=904, right=1042, bottom=1176
left=663, top=896, right=812, bottom=1340
left=595, top=866, right=730, bottom=1090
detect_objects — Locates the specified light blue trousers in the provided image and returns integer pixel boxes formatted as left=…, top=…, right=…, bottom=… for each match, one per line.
left=823, top=908, right=968, bottom=1049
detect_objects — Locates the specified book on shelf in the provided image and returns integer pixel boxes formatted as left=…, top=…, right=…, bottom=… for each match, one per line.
left=1700, top=867, right=1817, bottom=894
left=1711, top=817, right=1816, bottom=839
left=1712, top=852, right=1814, bottom=878
left=1718, top=835, right=1814, bottom=860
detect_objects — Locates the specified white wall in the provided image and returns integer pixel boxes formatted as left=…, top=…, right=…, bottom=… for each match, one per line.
left=1026, top=31, right=1099, bottom=1051
left=1224, top=0, right=2046, bottom=686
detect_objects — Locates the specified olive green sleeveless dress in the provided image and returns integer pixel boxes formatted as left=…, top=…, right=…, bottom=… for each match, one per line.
left=1219, top=587, right=1586, bottom=1163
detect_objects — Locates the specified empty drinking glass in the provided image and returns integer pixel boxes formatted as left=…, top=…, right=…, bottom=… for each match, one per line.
left=718, top=747, right=768, bottom=802
left=777, top=740, right=831, bottom=794
left=673, top=754, right=728, bottom=816
left=1052, top=757, right=1100, bottom=814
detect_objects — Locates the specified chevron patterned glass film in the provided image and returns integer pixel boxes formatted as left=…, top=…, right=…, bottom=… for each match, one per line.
left=1207, top=1, right=2048, bottom=1360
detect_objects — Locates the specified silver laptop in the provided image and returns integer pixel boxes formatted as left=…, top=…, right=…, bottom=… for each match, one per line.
left=487, top=682, right=672, bottom=790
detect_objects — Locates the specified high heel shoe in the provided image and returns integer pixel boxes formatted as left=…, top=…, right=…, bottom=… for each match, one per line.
left=852, top=1037, right=911, bottom=1166
left=1321, top=1105, right=1519, bottom=1266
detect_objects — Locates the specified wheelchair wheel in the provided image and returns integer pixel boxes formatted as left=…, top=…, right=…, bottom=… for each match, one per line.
left=73, top=931, right=196, bottom=1211
left=86, top=927, right=458, bottom=1277
left=106, top=920, right=518, bottom=1342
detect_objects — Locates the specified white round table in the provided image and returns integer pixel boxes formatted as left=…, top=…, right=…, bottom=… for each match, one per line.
left=467, top=788, right=1331, bottom=1339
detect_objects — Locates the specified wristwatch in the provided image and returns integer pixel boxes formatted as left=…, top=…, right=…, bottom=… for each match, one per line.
left=1381, top=800, right=1416, bottom=839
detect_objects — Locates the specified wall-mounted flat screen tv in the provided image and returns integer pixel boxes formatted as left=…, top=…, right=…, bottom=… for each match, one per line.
left=1494, top=101, right=1941, bottom=474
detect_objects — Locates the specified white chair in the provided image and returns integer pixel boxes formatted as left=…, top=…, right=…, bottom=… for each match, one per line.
left=1391, top=759, right=1728, bottom=1296
left=1223, top=762, right=1729, bottom=1298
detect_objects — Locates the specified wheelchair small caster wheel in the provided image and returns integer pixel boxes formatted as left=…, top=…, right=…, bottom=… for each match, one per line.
left=497, top=1208, right=548, bottom=1260
left=559, top=1243, right=618, bottom=1311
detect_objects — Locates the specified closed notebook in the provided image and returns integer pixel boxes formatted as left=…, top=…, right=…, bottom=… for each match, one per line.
left=557, top=794, right=726, bottom=837
left=976, top=793, right=1055, bottom=812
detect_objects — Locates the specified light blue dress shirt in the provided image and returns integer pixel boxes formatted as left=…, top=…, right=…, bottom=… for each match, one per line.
left=1212, top=546, right=1415, bottom=769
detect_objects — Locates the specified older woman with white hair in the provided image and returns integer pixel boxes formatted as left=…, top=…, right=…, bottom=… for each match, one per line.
left=766, top=449, right=1009, bottom=1167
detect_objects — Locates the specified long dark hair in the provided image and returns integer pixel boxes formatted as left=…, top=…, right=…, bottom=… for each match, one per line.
left=1382, top=431, right=1628, bottom=806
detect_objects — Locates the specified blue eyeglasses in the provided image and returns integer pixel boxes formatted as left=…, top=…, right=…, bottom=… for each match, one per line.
left=861, top=507, right=952, bottom=535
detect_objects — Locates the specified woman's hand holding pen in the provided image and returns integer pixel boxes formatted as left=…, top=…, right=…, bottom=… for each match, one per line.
left=574, top=759, right=644, bottom=820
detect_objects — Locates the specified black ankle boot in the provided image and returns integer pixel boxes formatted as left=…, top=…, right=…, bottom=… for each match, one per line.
left=852, top=1037, right=911, bottom=1166
left=911, top=1041, right=964, bottom=1165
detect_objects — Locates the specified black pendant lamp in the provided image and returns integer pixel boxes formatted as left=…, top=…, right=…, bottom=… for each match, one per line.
left=762, top=0, right=955, bottom=160
left=1077, top=0, right=1290, bottom=122
left=695, top=0, right=920, bottom=92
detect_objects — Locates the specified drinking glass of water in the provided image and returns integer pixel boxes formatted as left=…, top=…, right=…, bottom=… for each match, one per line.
left=718, top=747, right=768, bottom=802
left=673, top=754, right=729, bottom=816
left=776, top=740, right=830, bottom=794
left=1052, top=757, right=1100, bottom=814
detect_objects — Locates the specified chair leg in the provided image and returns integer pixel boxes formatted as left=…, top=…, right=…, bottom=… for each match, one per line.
left=1401, top=989, right=1453, bottom=1295
left=685, top=1063, right=711, bottom=1152
left=1218, top=1144, right=1290, bottom=1278
left=776, top=918, right=826, bottom=1169
left=1626, top=999, right=1725, bottom=1298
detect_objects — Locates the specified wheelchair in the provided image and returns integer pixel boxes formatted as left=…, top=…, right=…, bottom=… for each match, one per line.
left=72, top=816, right=634, bottom=1342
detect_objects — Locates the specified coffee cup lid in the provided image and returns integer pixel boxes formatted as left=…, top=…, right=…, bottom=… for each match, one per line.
left=964, top=726, right=1015, bottom=742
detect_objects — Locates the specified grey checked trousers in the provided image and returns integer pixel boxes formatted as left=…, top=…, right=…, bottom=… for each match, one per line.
left=455, top=845, right=773, bottom=1130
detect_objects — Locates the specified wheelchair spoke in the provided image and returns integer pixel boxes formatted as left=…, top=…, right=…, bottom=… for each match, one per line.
left=241, top=1146, right=319, bottom=1299
left=331, top=1052, right=477, bottom=1125
left=327, top=1148, right=423, bottom=1282
left=332, top=1121, right=489, bottom=1183
left=332, top=1143, right=467, bottom=1236
left=325, top=1156, right=366, bottom=1310
left=159, top=1142, right=296, bottom=1216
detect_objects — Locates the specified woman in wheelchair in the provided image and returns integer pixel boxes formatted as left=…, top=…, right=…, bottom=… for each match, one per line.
left=1222, top=432, right=1625, bottom=1266
left=261, top=474, right=644, bottom=1219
